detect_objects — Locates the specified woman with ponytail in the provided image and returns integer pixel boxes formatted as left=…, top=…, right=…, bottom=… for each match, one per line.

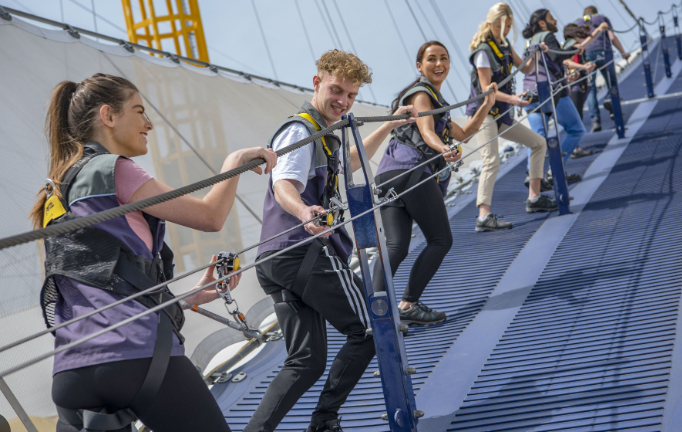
left=467, top=2, right=558, bottom=234
left=372, top=41, right=497, bottom=326
left=33, top=73, right=276, bottom=432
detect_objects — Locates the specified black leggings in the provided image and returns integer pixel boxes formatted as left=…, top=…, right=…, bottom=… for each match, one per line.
left=52, top=356, right=231, bottom=432
left=372, top=169, right=453, bottom=303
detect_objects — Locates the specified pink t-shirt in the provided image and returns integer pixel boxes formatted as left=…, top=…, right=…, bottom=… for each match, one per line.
left=114, top=158, right=154, bottom=251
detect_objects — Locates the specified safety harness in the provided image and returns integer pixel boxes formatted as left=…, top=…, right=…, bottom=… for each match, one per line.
left=40, top=143, right=184, bottom=432
left=266, top=104, right=347, bottom=311
left=385, top=78, right=459, bottom=207
left=467, top=37, right=515, bottom=125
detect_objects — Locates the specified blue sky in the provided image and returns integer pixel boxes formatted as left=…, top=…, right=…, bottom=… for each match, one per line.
left=3, top=0, right=677, bottom=107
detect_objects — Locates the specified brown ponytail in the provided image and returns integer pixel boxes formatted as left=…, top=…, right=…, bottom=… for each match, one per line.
left=29, top=73, right=139, bottom=229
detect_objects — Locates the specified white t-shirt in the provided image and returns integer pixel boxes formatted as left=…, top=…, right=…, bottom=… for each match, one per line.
left=474, top=50, right=491, bottom=69
left=271, top=122, right=344, bottom=194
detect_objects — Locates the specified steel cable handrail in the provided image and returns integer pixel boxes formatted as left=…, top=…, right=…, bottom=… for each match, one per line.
left=0, top=54, right=615, bottom=361
left=0, top=47, right=540, bottom=253
left=0, top=93, right=560, bottom=379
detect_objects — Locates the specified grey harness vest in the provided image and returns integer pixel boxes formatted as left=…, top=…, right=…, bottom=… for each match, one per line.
left=42, top=143, right=184, bottom=432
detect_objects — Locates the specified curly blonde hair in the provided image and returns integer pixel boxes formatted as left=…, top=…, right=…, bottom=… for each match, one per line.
left=316, top=49, right=372, bottom=86
left=469, top=3, right=516, bottom=51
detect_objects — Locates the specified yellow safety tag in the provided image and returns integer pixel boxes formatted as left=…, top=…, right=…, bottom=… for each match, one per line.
left=233, top=256, right=240, bottom=271
left=43, top=195, right=66, bottom=227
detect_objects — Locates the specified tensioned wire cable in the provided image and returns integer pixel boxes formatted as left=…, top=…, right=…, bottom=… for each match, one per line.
left=0, top=45, right=542, bottom=253
left=0, top=58, right=611, bottom=364
left=0, top=47, right=613, bottom=361
left=0, top=93, right=560, bottom=379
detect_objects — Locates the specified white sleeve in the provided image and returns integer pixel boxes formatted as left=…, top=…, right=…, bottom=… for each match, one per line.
left=474, top=50, right=491, bottom=69
left=271, top=123, right=314, bottom=194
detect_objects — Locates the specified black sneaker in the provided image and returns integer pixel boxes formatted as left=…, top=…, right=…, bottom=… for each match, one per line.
left=524, top=176, right=553, bottom=192
left=591, top=119, right=602, bottom=132
left=306, top=418, right=343, bottom=432
left=399, top=301, right=446, bottom=325
left=547, top=172, right=581, bottom=185
left=526, top=195, right=558, bottom=213
left=571, top=147, right=594, bottom=159
left=475, top=213, right=513, bottom=232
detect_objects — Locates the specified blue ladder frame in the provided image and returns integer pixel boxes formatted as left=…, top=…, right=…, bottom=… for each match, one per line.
left=340, top=113, right=420, bottom=432
left=660, top=14, right=673, bottom=78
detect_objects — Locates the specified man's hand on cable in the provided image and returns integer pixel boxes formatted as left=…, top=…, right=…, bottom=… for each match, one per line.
left=300, top=205, right=332, bottom=238
left=583, top=62, right=597, bottom=72
left=184, top=255, right=242, bottom=307
left=509, top=92, right=530, bottom=108
left=621, top=52, right=631, bottom=60
left=540, top=42, right=549, bottom=53
left=482, top=83, right=498, bottom=112
left=388, top=105, right=419, bottom=129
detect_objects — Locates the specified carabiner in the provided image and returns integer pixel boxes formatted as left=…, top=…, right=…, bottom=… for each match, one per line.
left=44, top=179, right=57, bottom=198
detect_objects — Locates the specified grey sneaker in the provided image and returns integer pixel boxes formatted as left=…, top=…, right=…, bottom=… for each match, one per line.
left=571, top=147, right=594, bottom=159
left=547, top=172, right=581, bottom=185
left=399, top=302, right=446, bottom=325
left=526, top=195, right=558, bottom=213
left=475, top=213, right=513, bottom=232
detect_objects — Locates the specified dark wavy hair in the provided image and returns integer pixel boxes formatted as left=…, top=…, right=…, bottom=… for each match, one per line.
left=564, top=23, right=591, bottom=40
left=391, top=41, right=450, bottom=112
left=522, top=9, right=549, bottom=39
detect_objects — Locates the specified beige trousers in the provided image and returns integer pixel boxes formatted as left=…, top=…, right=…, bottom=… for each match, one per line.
left=472, top=115, right=546, bottom=207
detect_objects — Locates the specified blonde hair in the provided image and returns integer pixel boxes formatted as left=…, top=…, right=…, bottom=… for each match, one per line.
left=469, top=2, right=517, bottom=51
left=316, top=49, right=372, bottom=86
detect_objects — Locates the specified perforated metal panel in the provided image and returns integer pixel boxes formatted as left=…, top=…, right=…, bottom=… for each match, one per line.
left=450, top=70, right=682, bottom=432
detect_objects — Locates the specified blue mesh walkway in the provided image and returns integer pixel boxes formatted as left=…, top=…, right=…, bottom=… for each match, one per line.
left=213, top=45, right=682, bottom=432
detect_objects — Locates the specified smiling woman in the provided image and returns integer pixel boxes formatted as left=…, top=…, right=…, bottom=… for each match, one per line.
left=30, top=72, right=275, bottom=432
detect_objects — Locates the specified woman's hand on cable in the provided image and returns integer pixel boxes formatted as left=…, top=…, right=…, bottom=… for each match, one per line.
left=540, top=42, right=548, bottom=53
left=300, top=205, right=332, bottom=238
left=582, top=62, right=596, bottom=72
left=510, top=93, right=530, bottom=108
left=184, top=255, right=242, bottom=307
left=482, top=83, right=498, bottom=111
left=388, top=105, right=420, bottom=129
left=224, top=146, right=277, bottom=175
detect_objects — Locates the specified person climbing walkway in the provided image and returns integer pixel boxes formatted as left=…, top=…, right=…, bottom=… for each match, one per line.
left=34, top=73, right=276, bottom=432
left=246, top=50, right=418, bottom=432
left=576, top=5, right=631, bottom=132
left=467, top=2, right=558, bottom=234
left=371, top=40, right=497, bottom=326
left=522, top=8, right=589, bottom=185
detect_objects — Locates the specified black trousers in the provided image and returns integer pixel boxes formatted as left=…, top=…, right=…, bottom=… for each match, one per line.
left=52, top=356, right=230, bottom=432
left=246, top=243, right=375, bottom=432
left=372, top=170, right=453, bottom=303
left=569, top=89, right=587, bottom=122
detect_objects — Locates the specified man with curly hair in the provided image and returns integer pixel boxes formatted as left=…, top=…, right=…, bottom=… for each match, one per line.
left=245, top=50, right=418, bottom=432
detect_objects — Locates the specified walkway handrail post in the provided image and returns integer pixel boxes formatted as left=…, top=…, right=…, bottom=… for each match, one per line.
left=341, top=113, right=420, bottom=432
left=659, top=12, right=673, bottom=78
left=641, top=25, right=656, bottom=98
left=604, top=46, right=626, bottom=138
left=673, top=6, right=682, bottom=59
left=536, top=52, right=571, bottom=215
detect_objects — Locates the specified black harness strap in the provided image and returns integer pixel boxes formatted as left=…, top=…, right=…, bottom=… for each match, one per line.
left=271, top=239, right=326, bottom=313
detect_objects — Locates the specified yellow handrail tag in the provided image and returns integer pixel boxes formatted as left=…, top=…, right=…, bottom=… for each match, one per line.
left=43, top=195, right=66, bottom=227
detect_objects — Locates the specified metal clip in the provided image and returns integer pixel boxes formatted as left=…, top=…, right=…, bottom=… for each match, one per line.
left=377, top=188, right=398, bottom=205
left=64, top=24, right=80, bottom=39
left=450, top=160, right=464, bottom=173
left=44, top=179, right=57, bottom=198
left=119, top=40, right=135, bottom=53
left=167, top=53, right=180, bottom=64
left=208, top=64, right=218, bottom=73
left=330, top=196, right=348, bottom=211
left=0, top=5, right=12, bottom=21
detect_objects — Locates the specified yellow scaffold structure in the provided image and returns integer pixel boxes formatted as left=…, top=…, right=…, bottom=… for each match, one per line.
left=121, top=0, right=209, bottom=62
